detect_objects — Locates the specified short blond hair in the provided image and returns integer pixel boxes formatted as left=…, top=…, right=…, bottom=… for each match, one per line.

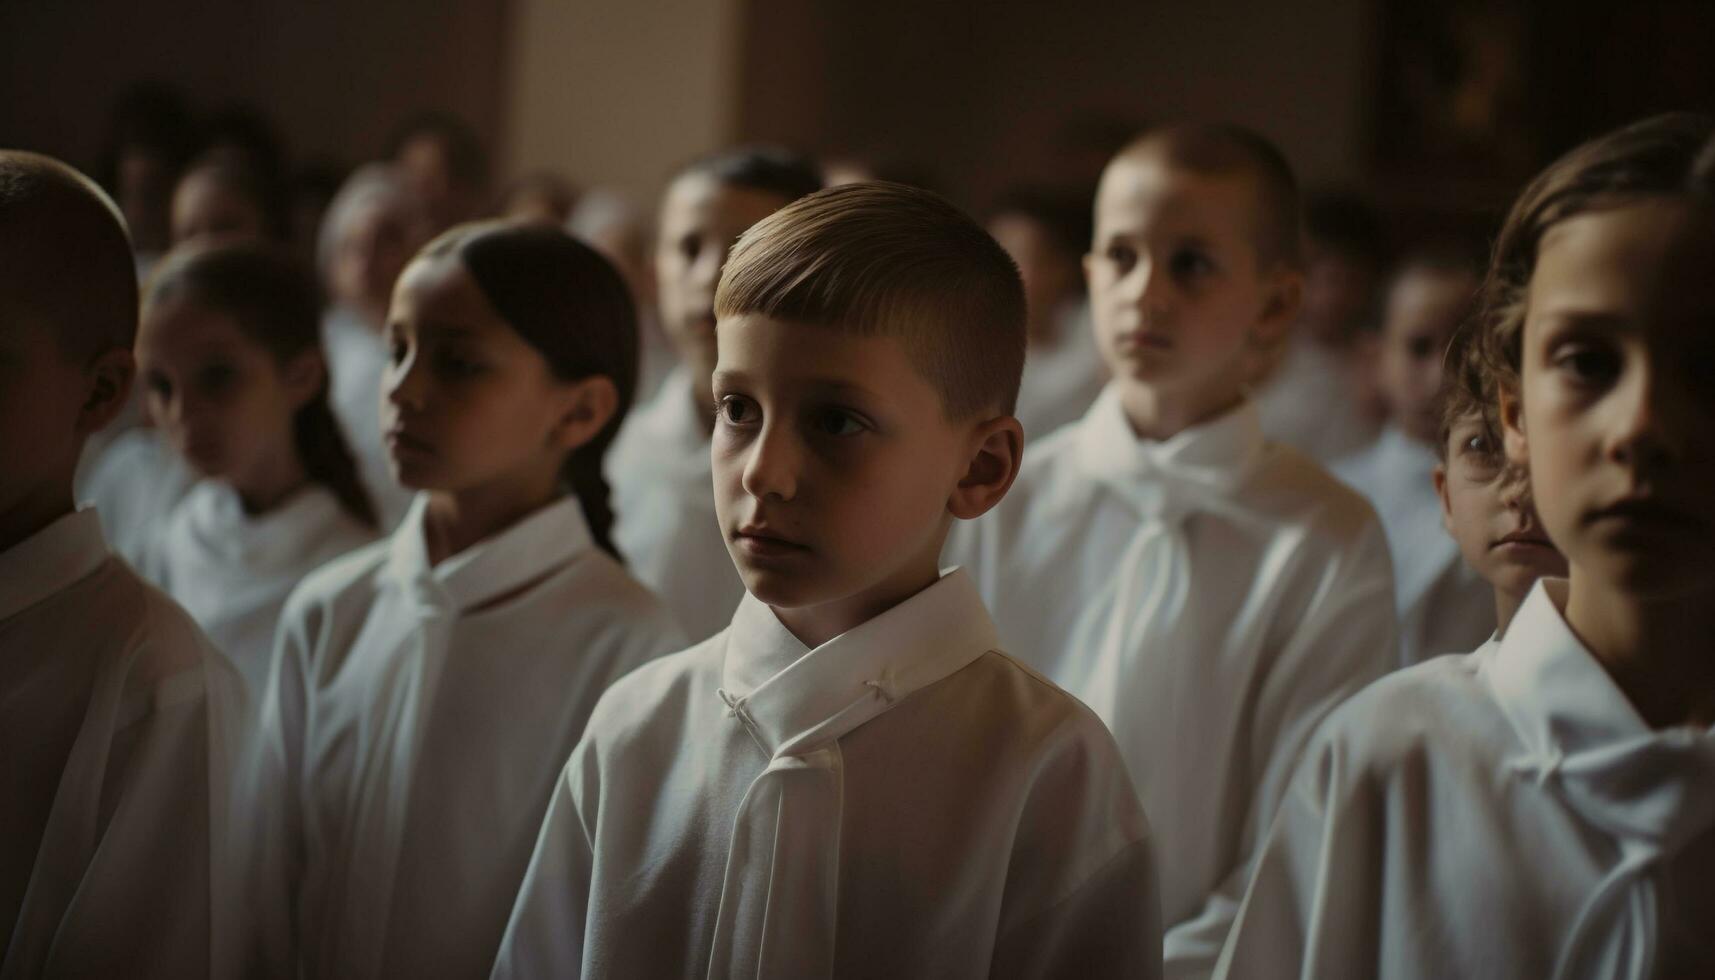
left=716, top=181, right=1026, bottom=419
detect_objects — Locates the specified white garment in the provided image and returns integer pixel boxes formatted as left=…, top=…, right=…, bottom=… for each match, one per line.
left=1252, top=334, right=1379, bottom=464
left=322, top=306, right=416, bottom=531
left=493, top=568, right=1162, bottom=979
left=1, top=509, right=248, bottom=979
left=1015, top=300, right=1105, bottom=441
left=1333, top=425, right=1495, bottom=665
left=606, top=365, right=744, bottom=642
left=246, top=494, right=683, bottom=980
left=1215, top=579, right=1715, bottom=979
left=149, top=481, right=378, bottom=696
left=945, top=385, right=1399, bottom=978
left=74, top=427, right=197, bottom=572
left=635, top=309, right=678, bottom=406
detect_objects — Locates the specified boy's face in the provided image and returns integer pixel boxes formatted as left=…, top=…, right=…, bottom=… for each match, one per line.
left=656, top=175, right=791, bottom=394
left=1380, top=266, right=1475, bottom=444
left=711, top=313, right=985, bottom=636
left=331, top=200, right=424, bottom=328
left=137, top=298, right=312, bottom=491
left=1085, top=155, right=1293, bottom=415
left=1435, top=414, right=1567, bottom=603
left=1509, top=199, right=1715, bottom=601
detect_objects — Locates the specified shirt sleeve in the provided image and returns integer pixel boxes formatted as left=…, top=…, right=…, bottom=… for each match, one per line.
left=1213, top=731, right=1385, bottom=979
left=489, top=737, right=600, bottom=980
left=991, top=838, right=1163, bottom=980
left=1164, top=511, right=1398, bottom=977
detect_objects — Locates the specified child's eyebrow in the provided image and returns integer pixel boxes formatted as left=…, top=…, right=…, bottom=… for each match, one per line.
left=1532, top=309, right=1633, bottom=334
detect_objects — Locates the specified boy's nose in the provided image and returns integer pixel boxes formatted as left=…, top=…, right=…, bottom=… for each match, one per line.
left=741, top=422, right=800, bottom=502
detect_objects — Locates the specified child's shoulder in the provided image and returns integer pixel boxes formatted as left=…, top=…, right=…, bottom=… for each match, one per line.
left=1245, top=441, right=1388, bottom=551
left=279, top=537, right=392, bottom=628
left=1304, top=650, right=1510, bottom=791
left=944, top=648, right=1130, bottom=768
left=579, top=631, right=727, bottom=749
left=107, top=561, right=241, bottom=704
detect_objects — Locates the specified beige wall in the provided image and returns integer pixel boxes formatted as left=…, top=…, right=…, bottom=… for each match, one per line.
left=503, top=0, right=744, bottom=205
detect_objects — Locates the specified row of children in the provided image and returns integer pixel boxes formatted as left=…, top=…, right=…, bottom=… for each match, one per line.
left=3, top=107, right=1712, bottom=978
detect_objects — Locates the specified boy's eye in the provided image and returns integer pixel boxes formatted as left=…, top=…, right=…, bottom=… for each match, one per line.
left=679, top=234, right=702, bottom=263
left=388, top=335, right=409, bottom=366
left=195, top=362, right=237, bottom=394
left=811, top=408, right=865, bottom=438
left=1552, top=341, right=1622, bottom=388
left=145, top=371, right=172, bottom=400
left=1104, top=244, right=1136, bottom=272
left=1169, top=249, right=1214, bottom=280
left=717, top=394, right=759, bottom=426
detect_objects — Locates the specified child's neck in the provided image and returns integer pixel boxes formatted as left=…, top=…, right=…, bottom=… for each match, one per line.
left=1566, top=575, right=1715, bottom=730
left=421, top=468, right=562, bottom=567
left=0, top=482, right=75, bottom=555
left=772, top=546, right=944, bottom=650
left=233, top=452, right=310, bottom=517
left=1116, top=379, right=1244, bottom=442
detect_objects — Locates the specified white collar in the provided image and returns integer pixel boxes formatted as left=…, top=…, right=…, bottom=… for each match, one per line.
left=0, top=509, right=109, bottom=621
left=716, top=568, right=1000, bottom=758
left=385, top=494, right=594, bottom=614
left=1486, top=579, right=1715, bottom=852
left=178, top=481, right=355, bottom=571
left=1073, top=384, right=1265, bottom=517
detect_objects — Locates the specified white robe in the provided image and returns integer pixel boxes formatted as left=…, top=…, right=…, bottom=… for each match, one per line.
left=148, top=481, right=378, bottom=697
left=493, top=568, right=1162, bottom=979
left=1251, top=334, right=1379, bottom=465
left=322, top=306, right=416, bottom=531
left=1, top=509, right=248, bottom=979
left=945, top=386, right=1399, bottom=977
left=1333, top=425, right=1495, bottom=665
left=1015, top=300, right=1105, bottom=441
left=606, top=365, right=745, bottom=642
left=1215, top=580, right=1715, bottom=979
left=74, top=427, right=197, bottom=572
left=245, top=494, right=683, bottom=980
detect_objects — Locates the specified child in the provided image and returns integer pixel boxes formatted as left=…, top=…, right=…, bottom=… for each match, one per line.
left=1215, top=112, right=1715, bottom=979
left=1431, top=323, right=1567, bottom=641
left=605, top=146, right=821, bottom=641
left=135, top=241, right=380, bottom=695
left=1333, top=245, right=1497, bottom=664
left=0, top=151, right=246, bottom=978
left=317, top=163, right=432, bottom=528
left=944, top=124, right=1398, bottom=976
left=566, top=188, right=672, bottom=401
left=387, top=110, right=490, bottom=235
left=246, top=222, right=684, bottom=980
left=986, top=186, right=1107, bottom=438
left=494, top=182, right=1160, bottom=978
left=1251, top=191, right=1387, bottom=463
left=171, top=158, right=284, bottom=247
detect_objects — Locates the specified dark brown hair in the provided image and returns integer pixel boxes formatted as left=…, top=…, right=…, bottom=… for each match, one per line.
left=419, top=221, right=638, bottom=559
left=1477, top=113, right=1715, bottom=399
left=716, top=181, right=1027, bottom=419
left=145, top=241, right=378, bottom=528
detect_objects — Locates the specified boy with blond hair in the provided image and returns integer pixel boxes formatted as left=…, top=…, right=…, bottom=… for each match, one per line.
left=494, top=182, right=1160, bottom=979
left=947, top=124, right=1398, bottom=977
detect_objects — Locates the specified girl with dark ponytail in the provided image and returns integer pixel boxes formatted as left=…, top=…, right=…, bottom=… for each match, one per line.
left=241, top=221, right=685, bottom=980
left=135, top=240, right=380, bottom=693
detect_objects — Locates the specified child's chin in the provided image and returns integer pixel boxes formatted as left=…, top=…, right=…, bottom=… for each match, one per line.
left=738, top=567, right=827, bottom=610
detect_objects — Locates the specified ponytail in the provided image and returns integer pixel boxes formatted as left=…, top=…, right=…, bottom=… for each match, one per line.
left=563, top=446, right=618, bottom=560
left=294, top=393, right=378, bottom=530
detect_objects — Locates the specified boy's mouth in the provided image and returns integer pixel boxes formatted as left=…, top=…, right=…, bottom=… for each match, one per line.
left=733, top=523, right=810, bottom=558
left=1490, top=528, right=1554, bottom=552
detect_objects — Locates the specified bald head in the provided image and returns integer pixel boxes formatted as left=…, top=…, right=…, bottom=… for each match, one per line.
left=0, top=151, right=139, bottom=358
left=1106, top=123, right=1303, bottom=271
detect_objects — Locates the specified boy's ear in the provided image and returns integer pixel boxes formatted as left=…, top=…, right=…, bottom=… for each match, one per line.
left=551, top=375, right=619, bottom=452
left=281, top=350, right=326, bottom=410
left=1251, top=266, right=1303, bottom=353
left=1498, top=388, right=1529, bottom=466
left=75, top=347, right=134, bottom=436
left=1432, top=462, right=1456, bottom=536
left=948, top=414, right=1023, bottom=521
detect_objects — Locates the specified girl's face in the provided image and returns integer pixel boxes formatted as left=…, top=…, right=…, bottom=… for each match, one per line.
left=380, top=256, right=590, bottom=497
left=1508, top=198, right=1715, bottom=600
left=138, top=297, right=317, bottom=491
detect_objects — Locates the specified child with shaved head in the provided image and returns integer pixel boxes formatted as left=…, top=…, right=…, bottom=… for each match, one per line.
left=946, top=124, right=1399, bottom=976
left=0, top=151, right=246, bottom=978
